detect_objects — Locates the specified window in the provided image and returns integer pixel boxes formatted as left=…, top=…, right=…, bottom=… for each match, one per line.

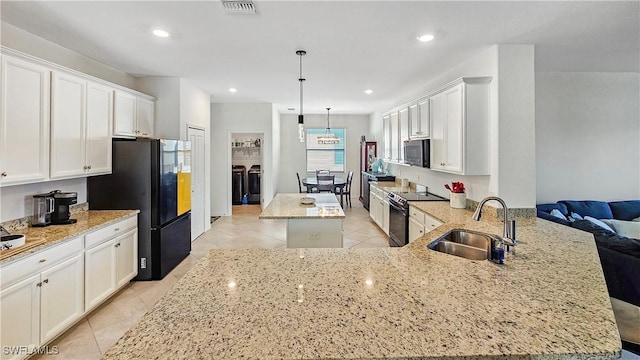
left=306, top=128, right=345, bottom=173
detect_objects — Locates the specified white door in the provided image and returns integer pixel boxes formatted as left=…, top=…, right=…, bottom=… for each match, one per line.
left=113, top=91, right=136, bottom=137
left=136, top=98, right=154, bottom=137
left=84, top=239, right=117, bottom=311
left=188, top=126, right=206, bottom=241
left=0, top=56, right=50, bottom=186
left=116, top=229, right=138, bottom=287
left=0, top=273, right=41, bottom=359
left=85, top=81, right=113, bottom=175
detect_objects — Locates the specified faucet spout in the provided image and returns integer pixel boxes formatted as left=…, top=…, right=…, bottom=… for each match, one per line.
left=472, top=196, right=516, bottom=246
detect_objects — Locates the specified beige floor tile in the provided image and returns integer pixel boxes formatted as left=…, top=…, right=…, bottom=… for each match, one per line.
left=33, top=319, right=101, bottom=360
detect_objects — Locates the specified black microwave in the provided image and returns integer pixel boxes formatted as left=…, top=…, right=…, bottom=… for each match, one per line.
left=403, top=139, right=430, bottom=168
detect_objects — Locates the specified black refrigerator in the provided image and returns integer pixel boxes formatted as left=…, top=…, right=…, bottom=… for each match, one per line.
left=88, top=138, right=192, bottom=280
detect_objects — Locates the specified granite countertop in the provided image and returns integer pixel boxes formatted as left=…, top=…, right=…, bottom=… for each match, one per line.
left=105, top=204, right=620, bottom=360
left=0, top=210, right=139, bottom=265
left=259, top=193, right=345, bottom=219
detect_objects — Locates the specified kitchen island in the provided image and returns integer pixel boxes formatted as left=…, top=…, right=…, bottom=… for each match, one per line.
left=105, top=202, right=620, bottom=360
left=259, top=193, right=345, bottom=248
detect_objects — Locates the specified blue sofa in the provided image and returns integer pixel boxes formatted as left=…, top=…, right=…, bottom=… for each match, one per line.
left=537, top=200, right=640, bottom=307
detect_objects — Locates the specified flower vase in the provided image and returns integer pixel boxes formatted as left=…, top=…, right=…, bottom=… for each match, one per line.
left=450, top=192, right=466, bottom=209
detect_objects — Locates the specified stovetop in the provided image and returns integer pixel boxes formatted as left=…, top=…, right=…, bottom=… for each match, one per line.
left=388, top=191, right=447, bottom=207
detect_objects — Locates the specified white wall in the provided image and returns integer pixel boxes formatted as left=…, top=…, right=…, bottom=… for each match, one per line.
left=271, top=109, right=282, bottom=200
left=210, top=103, right=275, bottom=216
left=1, top=178, right=86, bottom=222
left=1, top=22, right=136, bottom=88
left=536, top=72, right=640, bottom=203
left=278, top=113, right=372, bottom=198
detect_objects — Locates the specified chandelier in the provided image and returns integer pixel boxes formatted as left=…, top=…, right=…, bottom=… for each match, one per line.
left=317, top=108, right=340, bottom=144
left=296, top=50, right=306, bottom=143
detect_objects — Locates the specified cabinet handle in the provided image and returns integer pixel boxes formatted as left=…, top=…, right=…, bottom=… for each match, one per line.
left=39, top=259, right=46, bottom=263
left=142, top=133, right=148, bottom=136
left=114, top=228, right=120, bottom=231
left=87, top=165, right=92, bottom=170
left=43, top=279, right=49, bottom=284
left=37, top=282, right=42, bottom=287
left=83, top=166, right=88, bottom=170
left=1, top=172, right=7, bottom=177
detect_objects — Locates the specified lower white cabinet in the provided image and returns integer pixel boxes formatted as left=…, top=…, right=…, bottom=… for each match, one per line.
left=369, top=185, right=390, bottom=235
left=0, top=249, right=83, bottom=360
left=408, top=217, right=425, bottom=243
left=408, top=205, right=443, bottom=243
left=85, top=221, right=137, bottom=312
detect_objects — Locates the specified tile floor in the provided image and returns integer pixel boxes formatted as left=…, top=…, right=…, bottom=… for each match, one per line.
left=33, top=203, right=639, bottom=359
left=34, top=202, right=389, bottom=359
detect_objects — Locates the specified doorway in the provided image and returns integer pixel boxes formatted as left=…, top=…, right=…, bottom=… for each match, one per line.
left=230, top=132, right=263, bottom=212
left=188, top=126, right=206, bottom=241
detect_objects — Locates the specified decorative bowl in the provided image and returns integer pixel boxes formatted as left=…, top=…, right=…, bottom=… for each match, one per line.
left=1, top=234, right=26, bottom=251
left=300, top=197, right=316, bottom=205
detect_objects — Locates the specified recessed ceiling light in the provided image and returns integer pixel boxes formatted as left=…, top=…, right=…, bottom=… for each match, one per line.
left=228, top=88, right=237, bottom=93
left=364, top=89, right=374, bottom=95
left=417, top=34, right=434, bottom=42
left=152, top=28, right=170, bottom=38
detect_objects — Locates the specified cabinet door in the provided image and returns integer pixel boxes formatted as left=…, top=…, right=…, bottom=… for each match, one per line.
left=408, top=217, right=425, bottom=243
left=40, top=254, right=84, bottom=344
left=84, top=239, right=116, bottom=311
left=113, top=91, right=136, bottom=137
left=0, top=56, right=50, bottom=186
left=398, top=108, right=409, bottom=162
left=116, top=228, right=138, bottom=288
left=409, top=103, right=419, bottom=138
left=443, top=84, right=463, bottom=173
left=389, top=111, right=399, bottom=162
left=381, top=198, right=390, bottom=236
left=85, top=82, right=113, bottom=176
left=0, top=274, right=40, bottom=360
left=382, top=115, right=391, bottom=160
left=417, top=98, right=430, bottom=138
left=136, top=98, right=154, bottom=138
left=50, top=72, right=86, bottom=179
left=429, top=93, right=445, bottom=171
left=369, top=192, right=377, bottom=221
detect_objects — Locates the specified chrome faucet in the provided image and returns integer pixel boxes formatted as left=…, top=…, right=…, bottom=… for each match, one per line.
left=472, top=196, right=517, bottom=250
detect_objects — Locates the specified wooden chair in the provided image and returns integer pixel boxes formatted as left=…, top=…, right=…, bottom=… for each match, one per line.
left=335, top=171, right=354, bottom=207
left=316, top=174, right=335, bottom=193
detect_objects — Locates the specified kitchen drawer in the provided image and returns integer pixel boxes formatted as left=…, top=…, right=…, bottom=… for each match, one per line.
left=85, top=216, right=137, bottom=249
left=423, top=213, right=443, bottom=232
left=1, top=236, right=84, bottom=289
left=409, top=206, right=425, bottom=224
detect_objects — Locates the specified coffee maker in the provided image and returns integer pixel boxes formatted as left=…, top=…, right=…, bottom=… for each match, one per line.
left=32, top=191, right=56, bottom=227
left=51, top=190, right=78, bottom=225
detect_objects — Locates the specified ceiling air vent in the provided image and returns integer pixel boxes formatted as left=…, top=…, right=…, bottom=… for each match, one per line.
left=221, top=0, right=256, bottom=14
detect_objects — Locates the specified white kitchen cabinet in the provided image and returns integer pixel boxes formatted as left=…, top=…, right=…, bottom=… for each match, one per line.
left=0, top=55, right=50, bottom=187
left=369, top=191, right=382, bottom=227
left=381, top=195, right=390, bottom=235
left=382, top=114, right=391, bottom=160
left=369, top=185, right=389, bottom=235
left=39, top=254, right=84, bottom=344
left=398, top=108, right=409, bottom=163
left=389, top=111, right=399, bottom=162
left=429, top=77, right=491, bottom=175
left=135, top=98, right=155, bottom=138
left=85, top=217, right=138, bottom=312
left=409, top=98, right=430, bottom=139
left=85, top=82, right=113, bottom=176
left=0, top=274, right=40, bottom=360
left=408, top=216, right=424, bottom=243
left=408, top=205, right=443, bottom=243
left=113, top=91, right=155, bottom=138
left=51, top=72, right=113, bottom=179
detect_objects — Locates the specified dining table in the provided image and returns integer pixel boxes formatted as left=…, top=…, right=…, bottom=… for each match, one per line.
left=302, top=177, right=347, bottom=206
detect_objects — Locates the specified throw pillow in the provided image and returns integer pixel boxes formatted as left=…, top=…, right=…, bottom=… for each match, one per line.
left=602, top=219, right=640, bottom=240
left=570, top=212, right=583, bottom=221
left=550, top=209, right=568, bottom=221
left=633, top=216, right=640, bottom=222
left=584, top=216, right=615, bottom=233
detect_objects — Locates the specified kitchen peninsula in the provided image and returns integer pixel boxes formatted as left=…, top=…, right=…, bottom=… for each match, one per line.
left=105, top=203, right=621, bottom=359
left=259, top=193, right=345, bottom=248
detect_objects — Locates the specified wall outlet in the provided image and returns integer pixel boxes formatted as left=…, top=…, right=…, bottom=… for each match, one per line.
left=141, top=258, right=147, bottom=269
left=309, top=233, right=320, bottom=241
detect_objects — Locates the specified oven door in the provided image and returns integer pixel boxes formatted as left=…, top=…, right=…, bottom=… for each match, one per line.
left=388, top=200, right=408, bottom=247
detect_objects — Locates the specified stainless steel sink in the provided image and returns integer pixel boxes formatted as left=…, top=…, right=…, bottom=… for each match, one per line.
left=427, top=229, right=497, bottom=260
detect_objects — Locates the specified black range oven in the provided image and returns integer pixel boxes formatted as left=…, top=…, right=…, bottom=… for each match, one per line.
left=388, top=191, right=446, bottom=247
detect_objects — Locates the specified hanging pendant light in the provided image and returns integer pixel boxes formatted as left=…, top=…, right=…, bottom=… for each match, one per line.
left=296, top=50, right=306, bottom=143
left=317, top=107, right=340, bottom=144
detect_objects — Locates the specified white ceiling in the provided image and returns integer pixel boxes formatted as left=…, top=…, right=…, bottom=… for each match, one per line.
left=1, top=1, right=638, bottom=115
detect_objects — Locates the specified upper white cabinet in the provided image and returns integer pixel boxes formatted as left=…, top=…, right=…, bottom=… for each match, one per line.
left=382, top=114, right=391, bottom=160
left=0, top=55, right=50, bottom=187
left=50, top=72, right=113, bottom=179
left=114, top=91, right=154, bottom=138
left=409, top=98, right=430, bottom=139
left=430, top=77, right=491, bottom=175
left=389, top=111, right=399, bottom=162
left=398, top=108, right=409, bottom=163
left=382, top=104, right=421, bottom=164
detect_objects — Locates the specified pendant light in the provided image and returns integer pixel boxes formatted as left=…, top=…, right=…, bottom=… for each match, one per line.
left=317, top=108, right=340, bottom=144
left=296, top=50, right=306, bottom=143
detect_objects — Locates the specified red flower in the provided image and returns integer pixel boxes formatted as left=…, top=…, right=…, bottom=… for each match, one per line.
left=445, top=182, right=465, bottom=193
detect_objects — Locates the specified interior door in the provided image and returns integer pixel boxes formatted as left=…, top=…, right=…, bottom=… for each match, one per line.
left=188, top=126, right=206, bottom=240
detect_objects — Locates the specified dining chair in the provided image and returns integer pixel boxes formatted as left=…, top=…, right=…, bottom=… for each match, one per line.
left=316, top=174, right=335, bottom=193
left=316, top=169, right=330, bottom=176
left=335, top=171, right=354, bottom=207
left=296, top=172, right=305, bottom=193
